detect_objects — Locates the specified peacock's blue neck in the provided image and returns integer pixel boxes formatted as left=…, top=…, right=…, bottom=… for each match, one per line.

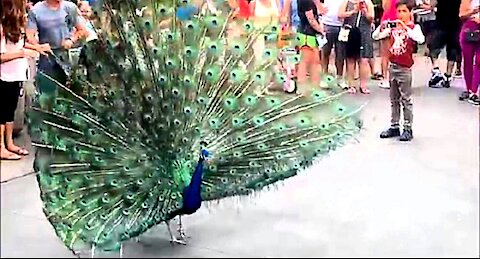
left=186, top=159, right=205, bottom=196
left=181, top=149, right=209, bottom=212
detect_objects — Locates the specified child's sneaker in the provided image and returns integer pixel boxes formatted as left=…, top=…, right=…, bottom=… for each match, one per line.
left=338, top=79, right=349, bottom=90
left=399, top=129, right=413, bottom=141
left=468, top=94, right=480, bottom=106
left=459, top=91, right=471, bottom=101
left=379, top=127, right=401, bottom=138
left=378, top=80, right=390, bottom=89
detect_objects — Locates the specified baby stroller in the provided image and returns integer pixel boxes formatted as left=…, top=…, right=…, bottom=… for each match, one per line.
left=277, top=25, right=298, bottom=94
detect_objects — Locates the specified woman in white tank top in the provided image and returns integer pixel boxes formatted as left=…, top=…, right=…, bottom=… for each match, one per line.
left=251, top=0, right=281, bottom=65
left=0, top=0, right=41, bottom=160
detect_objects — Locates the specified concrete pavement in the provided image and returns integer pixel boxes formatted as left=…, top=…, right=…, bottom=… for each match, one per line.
left=1, top=56, right=479, bottom=258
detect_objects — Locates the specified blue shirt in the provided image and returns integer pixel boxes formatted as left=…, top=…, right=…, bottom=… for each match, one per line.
left=27, top=1, right=81, bottom=50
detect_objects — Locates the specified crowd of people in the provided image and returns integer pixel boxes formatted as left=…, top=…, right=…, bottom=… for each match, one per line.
left=0, top=0, right=479, bottom=158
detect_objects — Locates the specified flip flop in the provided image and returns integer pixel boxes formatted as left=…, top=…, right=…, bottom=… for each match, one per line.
left=347, top=87, right=357, bottom=94
left=1, top=152, right=21, bottom=161
left=8, top=147, right=29, bottom=156
left=359, top=87, right=371, bottom=94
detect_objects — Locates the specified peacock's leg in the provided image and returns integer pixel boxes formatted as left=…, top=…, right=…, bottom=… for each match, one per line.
left=166, top=220, right=187, bottom=245
left=119, top=243, right=123, bottom=258
left=90, top=243, right=95, bottom=258
left=177, top=216, right=191, bottom=240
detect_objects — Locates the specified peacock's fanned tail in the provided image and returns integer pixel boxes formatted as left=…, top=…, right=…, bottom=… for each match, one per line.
left=29, top=0, right=362, bottom=252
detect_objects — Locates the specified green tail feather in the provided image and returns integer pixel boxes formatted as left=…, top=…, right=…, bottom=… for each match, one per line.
left=29, top=0, right=362, bottom=252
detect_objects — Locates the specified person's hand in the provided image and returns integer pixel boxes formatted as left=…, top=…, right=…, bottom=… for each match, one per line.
left=397, top=19, right=408, bottom=29
left=61, top=39, right=74, bottom=49
left=37, top=43, right=52, bottom=55
left=359, top=1, right=367, bottom=13
left=345, top=10, right=356, bottom=17
left=319, top=6, right=328, bottom=15
left=22, top=48, right=40, bottom=58
left=472, top=6, right=480, bottom=14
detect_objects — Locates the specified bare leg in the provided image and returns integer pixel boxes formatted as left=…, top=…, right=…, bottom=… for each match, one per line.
left=166, top=220, right=187, bottom=245
left=5, top=122, right=28, bottom=155
left=346, top=58, right=357, bottom=93
left=359, top=58, right=371, bottom=93
left=0, top=124, right=20, bottom=160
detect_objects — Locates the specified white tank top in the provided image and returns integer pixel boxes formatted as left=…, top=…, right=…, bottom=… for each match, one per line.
left=253, top=0, right=279, bottom=27
left=0, top=26, right=29, bottom=82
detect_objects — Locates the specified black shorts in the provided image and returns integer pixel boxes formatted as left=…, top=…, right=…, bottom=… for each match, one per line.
left=419, top=20, right=436, bottom=45
left=428, top=28, right=461, bottom=62
left=0, top=80, right=22, bottom=124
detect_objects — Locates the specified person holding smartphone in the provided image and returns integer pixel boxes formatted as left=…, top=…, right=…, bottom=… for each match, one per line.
left=373, top=0, right=425, bottom=141
left=338, top=0, right=375, bottom=94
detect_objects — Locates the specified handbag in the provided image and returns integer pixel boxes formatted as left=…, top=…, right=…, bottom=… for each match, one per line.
left=338, top=11, right=362, bottom=42
left=464, top=29, right=480, bottom=43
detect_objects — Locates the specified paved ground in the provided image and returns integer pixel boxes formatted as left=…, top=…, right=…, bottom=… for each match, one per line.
left=1, top=56, right=479, bottom=258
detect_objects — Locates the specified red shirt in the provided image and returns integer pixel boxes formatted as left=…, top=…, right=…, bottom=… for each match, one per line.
left=237, top=0, right=251, bottom=19
left=388, top=23, right=416, bottom=68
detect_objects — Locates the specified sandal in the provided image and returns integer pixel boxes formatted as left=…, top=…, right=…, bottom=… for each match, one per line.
left=347, top=87, right=357, bottom=94
left=8, top=147, right=29, bottom=156
left=371, top=73, right=383, bottom=80
left=359, top=87, right=371, bottom=94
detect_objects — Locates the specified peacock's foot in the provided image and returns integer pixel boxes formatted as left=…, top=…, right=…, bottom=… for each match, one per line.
left=178, top=228, right=191, bottom=240
left=169, top=236, right=187, bottom=246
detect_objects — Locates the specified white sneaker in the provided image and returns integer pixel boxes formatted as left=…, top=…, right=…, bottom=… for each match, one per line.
left=338, top=80, right=349, bottom=90
left=378, top=80, right=390, bottom=89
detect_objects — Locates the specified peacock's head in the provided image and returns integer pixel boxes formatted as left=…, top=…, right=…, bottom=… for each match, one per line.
left=199, top=141, right=210, bottom=161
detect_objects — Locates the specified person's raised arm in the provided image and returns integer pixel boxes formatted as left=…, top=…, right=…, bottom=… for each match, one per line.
left=70, top=7, right=87, bottom=43
left=364, top=0, right=375, bottom=22
left=406, top=24, right=425, bottom=44
left=25, top=10, right=38, bottom=44
left=338, top=0, right=355, bottom=19
left=459, top=0, right=479, bottom=18
left=382, top=0, right=391, bottom=10
left=371, top=22, right=390, bottom=40
left=281, top=0, right=292, bottom=25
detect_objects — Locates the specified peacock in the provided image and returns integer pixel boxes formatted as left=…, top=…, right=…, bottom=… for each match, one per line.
left=27, top=0, right=363, bottom=256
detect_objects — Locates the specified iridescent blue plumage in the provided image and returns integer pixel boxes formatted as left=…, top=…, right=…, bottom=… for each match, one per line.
left=176, top=5, right=198, bottom=21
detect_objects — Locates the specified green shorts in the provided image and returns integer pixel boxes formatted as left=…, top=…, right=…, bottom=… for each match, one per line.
left=296, top=32, right=318, bottom=48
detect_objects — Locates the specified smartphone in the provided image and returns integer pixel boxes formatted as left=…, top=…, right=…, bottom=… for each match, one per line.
left=386, top=21, right=397, bottom=28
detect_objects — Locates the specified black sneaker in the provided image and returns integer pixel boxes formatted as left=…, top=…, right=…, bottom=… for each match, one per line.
left=459, top=91, right=471, bottom=101
left=380, top=127, right=401, bottom=139
left=455, top=69, right=462, bottom=77
left=468, top=94, right=480, bottom=105
left=399, top=129, right=413, bottom=142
